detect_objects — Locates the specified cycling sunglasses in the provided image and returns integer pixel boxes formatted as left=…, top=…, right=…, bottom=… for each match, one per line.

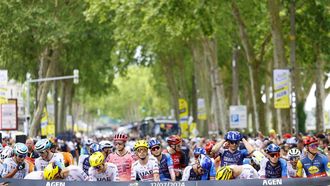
left=18, top=154, right=27, bottom=158
left=309, top=143, right=319, bottom=149
left=151, top=146, right=160, bottom=151
left=228, top=141, right=239, bottom=145
left=95, top=164, right=103, bottom=170
left=268, top=153, right=280, bottom=158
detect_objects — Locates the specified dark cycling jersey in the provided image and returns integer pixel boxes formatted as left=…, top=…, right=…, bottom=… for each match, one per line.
left=181, top=166, right=201, bottom=181
left=159, top=153, right=174, bottom=181
left=220, top=149, right=248, bottom=166
left=297, top=153, right=329, bottom=178
left=259, top=158, right=287, bottom=178
left=82, top=156, right=90, bottom=175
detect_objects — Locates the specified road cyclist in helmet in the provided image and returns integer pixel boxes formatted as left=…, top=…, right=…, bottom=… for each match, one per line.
left=2, top=143, right=31, bottom=179
left=35, top=139, right=64, bottom=171
left=99, top=140, right=113, bottom=158
left=79, top=143, right=101, bottom=175
left=215, top=164, right=259, bottom=180
left=198, top=153, right=216, bottom=180
left=131, top=140, right=160, bottom=181
left=43, top=160, right=88, bottom=181
left=193, top=147, right=206, bottom=163
left=88, top=151, right=118, bottom=181
left=164, top=135, right=187, bottom=180
left=259, top=143, right=288, bottom=178
left=148, top=138, right=175, bottom=181
left=106, top=132, right=135, bottom=181
left=287, top=148, right=304, bottom=178
left=212, top=131, right=255, bottom=167
left=250, top=150, right=265, bottom=171
left=296, top=136, right=330, bottom=178
left=49, top=138, right=73, bottom=167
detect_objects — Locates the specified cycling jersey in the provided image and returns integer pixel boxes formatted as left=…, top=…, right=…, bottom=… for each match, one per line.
left=296, top=153, right=329, bottom=178
left=158, top=153, right=174, bottom=181
left=1, top=158, right=31, bottom=179
left=230, top=164, right=259, bottom=179
left=219, top=148, right=248, bottom=166
left=164, top=148, right=187, bottom=180
left=35, top=152, right=64, bottom=171
left=258, top=158, right=288, bottom=178
left=181, top=165, right=201, bottom=181
left=64, top=165, right=89, bottom=181
left=0, top=163, right=3, bottom=177
left=287, top=162, right=305, bottom=178
left=88, top=162, right=119, bottom=181
left=106, top=151, right=134, bottom=181
left=131, top=157, right=159, bottom=181
left=24, top=171, right=43, bottom=179
left=78, top=154, right=90, bottom=175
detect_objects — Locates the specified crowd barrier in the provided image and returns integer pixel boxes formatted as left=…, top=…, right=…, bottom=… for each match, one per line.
left=0, top=177, right=330, bottom=186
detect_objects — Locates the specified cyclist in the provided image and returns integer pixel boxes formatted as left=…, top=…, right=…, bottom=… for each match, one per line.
left=2, top=143, right=31, bottom=179
left=148, top=138, right=175, bottom=181
left=44, top=161, right=88, bottom=181
left=181, top=162, right=205, bottom=181
left=79, top=143, right=101, bottom=175
left=99, top=140, right=113, bottom=159
left=165, top=135, right=187, bottom=180
left=131, top=140, right=160, bottom=181
left=250, top=150, right=265, bottom=171
left=88, top=151, right=118, bottom=181
left=215, top=164, right=259, bottom=180
left=35, top=139, right=64, bottom=171
left=106, top=133, right=134, bottom=181
left=212, top=131, right=255, bottom=166
left=259, top=144, right=288, bottom=178
left=193, top=147, right=206, bottom=163
left=198, top=154, right=216, bottom=180
left=297, top=136, right=330, bottom=178
left=49, top=138, right=73, bottom=167
left=287, top=148, right=304, bottom=178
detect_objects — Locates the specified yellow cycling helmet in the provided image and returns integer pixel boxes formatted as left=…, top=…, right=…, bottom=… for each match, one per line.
left=44, top=162, right=60, bottom=180
left=134, top=140, right=149, bottom=151
left=89, top=151, right=105, bottom=167
left=216, top=166, right=233, bottom=180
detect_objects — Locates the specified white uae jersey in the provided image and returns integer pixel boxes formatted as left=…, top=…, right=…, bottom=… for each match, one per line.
left=64, top=165, right=89, bottom=181
left=131, top=157, right=159, bottom=181
left=24, top=171, right=44, bottom=179
left=1, top=158, right=30, bottom=179
left=35, top=152, right=64, bottom=171
left=88, top=163, right=119, bottom=181
left=229, top=164, right=259, bottom=179
left=287, top=162, right=305, bottom=178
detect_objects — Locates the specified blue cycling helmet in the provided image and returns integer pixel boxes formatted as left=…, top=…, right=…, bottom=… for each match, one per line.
left=89, top=143, right=101, bottom=154
left=148, top=138, right=161, bottom=148
left=193, top=147, right=206, bottom=155
left=35, top=139, right=52, bottom=152
left=224, top=131, right=241, bottom=142
left=266, top=144, right=280, bottom=153
left=200, top=155, right=212, bottom=170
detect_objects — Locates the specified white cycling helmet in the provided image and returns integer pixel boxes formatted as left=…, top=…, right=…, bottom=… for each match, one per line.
left=35, top=139, right=51, bottom=152
left=288, top=148, right=301, bottom=157
left=85, top=138, right=94, bottom=146
left=286, top=137, right=298, bottom=145
left=1, top=146, right=13, bottom=160
left=99, top=140, right=113, bottom=149
left=251, top=151, right=265, bottom=165
left=13, top=143, right=28, bottom=155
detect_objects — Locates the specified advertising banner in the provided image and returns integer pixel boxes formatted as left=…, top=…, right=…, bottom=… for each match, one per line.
left=197, top=98, right=207, bottom=120
left=0, top=99, right=18, bottom=130
left=273, top=69, right=290, bottom=109
left=229, top=105, right=247, bottom=129
left=0, top=70, right=8, bottom=104
left=179, top=98, right=189, bottom=138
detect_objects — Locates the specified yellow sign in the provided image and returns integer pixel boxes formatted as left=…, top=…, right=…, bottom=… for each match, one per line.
left=273, top=69, right=290, bottom=109
left=40, top=107, right=48, bottom=136
left=189, top=122, right=198, bottom=138
left=179, top=98, right=189, bottom=138
left=179, top=98, right=188, bottom=118
left=0, top=88, right=7, bottom=104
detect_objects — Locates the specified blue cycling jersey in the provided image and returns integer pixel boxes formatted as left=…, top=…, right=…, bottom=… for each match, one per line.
left=82, top=156, right=91, bottom=175
left=260, top=158, right=287, bottom=178
left=200, top=155, right=216, bottom=180
left=220, top=149, right=248, bottom=166
left=159, top=153, right=174, bottom=181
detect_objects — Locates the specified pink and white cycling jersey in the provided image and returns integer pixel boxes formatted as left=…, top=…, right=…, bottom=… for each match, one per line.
left=106, top=152, right=134, bottom=181
left=24, top=171, right=44, bottom=179
left=35, top=153, right=64, bottom=171
left=88, top=162, right=119, bottom=181
left=1, top=158, right=30, bottom=179
left=131, top=157, right=159, bottom=182
left=64, top=165, right=89, bottom=181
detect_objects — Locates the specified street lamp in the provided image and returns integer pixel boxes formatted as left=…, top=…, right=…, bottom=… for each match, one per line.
left=25, top=69, right=79, bottom=135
